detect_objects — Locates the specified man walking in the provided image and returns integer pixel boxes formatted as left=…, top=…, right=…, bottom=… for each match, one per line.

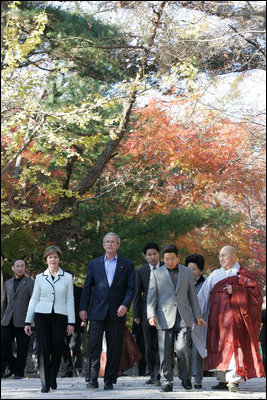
left=1, top=253, right=14, bottom=378
left=79, top=232, right=135, bottom=390
left=62, top=271, right=84, bottom=378
left=133, top=242, right=163, bottom=385
left=193, top=245, right=265, bottom=392
left=1, top=259, right=34, bottom=379
left=147, top=244, right=206, bottom=392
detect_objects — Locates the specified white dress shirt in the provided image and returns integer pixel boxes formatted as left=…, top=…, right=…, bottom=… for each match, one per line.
left=149, top=261, right=160, bottom=272
left=104, top=254, right=117, bottom=287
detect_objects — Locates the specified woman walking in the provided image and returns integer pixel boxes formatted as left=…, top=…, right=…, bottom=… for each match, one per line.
left=24, top=245, right=75, bottom=392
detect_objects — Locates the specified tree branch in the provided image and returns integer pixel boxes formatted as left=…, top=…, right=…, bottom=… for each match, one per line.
left=51, top=1, right=167, bottom=241
left=229, top=24, right=266, bottom=58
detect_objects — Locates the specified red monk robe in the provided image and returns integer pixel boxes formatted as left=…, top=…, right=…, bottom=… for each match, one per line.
left=206, top=266, right=265, bottom=380
left=99, top=325, right=142, bottom=377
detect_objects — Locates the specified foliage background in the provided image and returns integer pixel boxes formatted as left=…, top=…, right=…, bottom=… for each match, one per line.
left=1, top=1, right=266, bottom=309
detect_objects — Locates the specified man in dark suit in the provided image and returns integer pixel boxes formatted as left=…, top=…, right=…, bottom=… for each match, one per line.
left=79, top=232, right=135, bottom=391
left=133, top=243, right=163, bottom=386
left=1, top=253, right=14, bottom=378
left=1, top=259, right=34, bottom=379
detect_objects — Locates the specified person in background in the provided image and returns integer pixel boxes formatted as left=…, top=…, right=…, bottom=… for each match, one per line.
left=133, top=243, right=163, bottom=386
left=147, top=244, right=206, bottom=392
left=61, top=270, right=84, bottom=378
left=1, top=253, right=14, bottom=378
left=99, top=324, right=142, bottom=378
left=24, top=245, right=75, bottom=393
left=193, top=245, right=265, bottom=392
left=1, top=259, right=34, bottom=379
left=184, top=253, right=205, bottom=389
left=259, top=306, right=266, bottom=374
left=79, top=232, right=135, bottom=391
left=132, top=320, right=146, bottom=376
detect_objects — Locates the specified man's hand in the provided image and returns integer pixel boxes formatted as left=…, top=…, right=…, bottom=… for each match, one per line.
left=134, top=318, right=140, bottom=324
left=195, top=317, right=207, bottom=327
left=148, top=317, right=157, bottom=326
left=24, top=325, right=32, bottom=336
left=117, top=305, right=127, bottom=317
left=79, top=310, right=87, bottom=323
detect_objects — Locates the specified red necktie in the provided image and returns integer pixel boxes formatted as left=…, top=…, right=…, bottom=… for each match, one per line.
left=153, top=266, right=156, bottom=270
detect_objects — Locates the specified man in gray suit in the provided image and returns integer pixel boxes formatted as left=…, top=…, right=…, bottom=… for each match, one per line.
left=1, top=259, right=34, bottom=379
left=1, top=253, right=14, bottom=378
left=147, top=244, right=206, bottom=392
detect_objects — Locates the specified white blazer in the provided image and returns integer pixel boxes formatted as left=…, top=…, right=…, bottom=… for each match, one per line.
left=25, top=268, right=75, bottom=324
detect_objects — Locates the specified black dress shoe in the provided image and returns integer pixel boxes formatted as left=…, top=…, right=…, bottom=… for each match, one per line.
left=14, top=375, right=24, bottom=379
left=194, top=383, right=202, bottom=389
left=61, top=371, right=73, bottom=378
left=160, top=385, right=173, bottom=392
left=50, top=381, right=57, bottom=390
left=3, top=372, right=13, bottom=378
left=104, top=383, right=113, bottom=390
left=211, top=381, right=228, bottom=390
left=86, top=381, right=99, bottom=389
left=41, top=387, right=50, bottom=393
left=181, top=379, right=192, bottom=390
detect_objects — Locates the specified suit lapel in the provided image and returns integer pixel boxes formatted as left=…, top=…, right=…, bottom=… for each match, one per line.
left=8, top=278, right=15, bottom=298
left=111, top=256, right=124, bottom=287
left=144, top=263, right=150, bottom=282
left=101, top=256, right=110, bottom=287
left=53, top=267, right=64, bottom=284
left=43, top=267, right=64, bottom=285
left=175, top=264, right=183, bottom=293
left=162, top=267, right=175, bottom=290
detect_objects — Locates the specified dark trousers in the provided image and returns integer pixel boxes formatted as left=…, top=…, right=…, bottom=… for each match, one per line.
left=62, top=332, right=82, bottom=373
left=1, top=324, right=30, bottom=377
left=142, top=322, right=160, bottom=379
left=88, top=318, right=125, bottom=385
left=35, top=313, right=67, bottom=389
left=158, top=323, right=192, bottom=386
left=1, top=333, right=15, bottom=376
left=132, top=322, right=146, bottom=376
left=192, top=343, right=204, bottom=384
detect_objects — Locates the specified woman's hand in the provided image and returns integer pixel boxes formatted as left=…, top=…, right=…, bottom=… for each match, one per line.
left=66, top=325, right=75, bottom=336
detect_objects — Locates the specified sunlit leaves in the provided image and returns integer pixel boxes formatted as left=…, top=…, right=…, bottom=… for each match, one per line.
left=2, top=4, right=48, bottom=71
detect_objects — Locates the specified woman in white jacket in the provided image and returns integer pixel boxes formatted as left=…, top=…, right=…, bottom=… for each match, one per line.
left=24, top=245, right=75, bottom=393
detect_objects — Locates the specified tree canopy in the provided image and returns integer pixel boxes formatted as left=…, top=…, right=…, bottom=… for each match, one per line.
left=1, top=1, right=265, bottom=288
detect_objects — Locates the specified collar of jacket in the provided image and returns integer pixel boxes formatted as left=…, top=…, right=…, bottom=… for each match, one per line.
left=43, top=267, right=64, bottom=277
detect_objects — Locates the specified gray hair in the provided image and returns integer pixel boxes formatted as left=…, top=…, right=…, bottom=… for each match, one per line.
left=221, top=245, right=236, bottom=255
left=103, top=232, right=120, bottom=244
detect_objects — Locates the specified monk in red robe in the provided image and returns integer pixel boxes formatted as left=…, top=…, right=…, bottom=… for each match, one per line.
left=194, top=246, right=265, bottom=392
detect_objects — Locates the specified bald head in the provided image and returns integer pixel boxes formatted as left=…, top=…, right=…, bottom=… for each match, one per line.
left=219, top=246, right=236, bottom=270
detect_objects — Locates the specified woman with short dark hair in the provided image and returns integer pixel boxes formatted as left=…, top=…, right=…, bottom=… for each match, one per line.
left=185, top=253, right=205, bottom=389
left=24, top=245, right=75, bottom=393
